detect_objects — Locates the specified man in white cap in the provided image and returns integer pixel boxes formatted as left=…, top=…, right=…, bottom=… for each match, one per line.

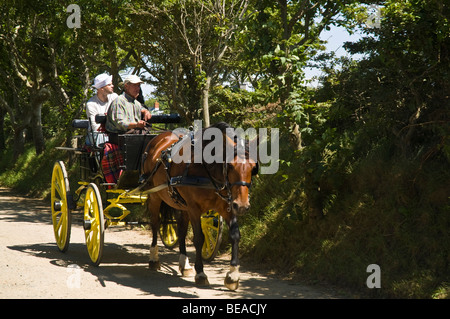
left=86, top=73, right=118, bottom=146
left=105, top=74, right=152, bottom=143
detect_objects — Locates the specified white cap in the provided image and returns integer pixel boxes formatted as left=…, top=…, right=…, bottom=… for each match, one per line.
left=93, top=73, right=112, bottom=89
left=124, top=74, right=144, bottom=85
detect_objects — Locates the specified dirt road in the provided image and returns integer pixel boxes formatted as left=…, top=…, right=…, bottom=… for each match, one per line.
left=0, top=187, right=341, bottom=299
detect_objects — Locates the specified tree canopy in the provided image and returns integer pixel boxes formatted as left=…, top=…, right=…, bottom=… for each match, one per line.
left=0, top=0, right=366, bottom=155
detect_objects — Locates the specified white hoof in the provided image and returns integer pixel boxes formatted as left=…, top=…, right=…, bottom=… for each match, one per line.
left=179, top=254, right=194, bottom=277
left=224, top=266, right=240, bottom=291
left=149, top=246, right=160, bottom=270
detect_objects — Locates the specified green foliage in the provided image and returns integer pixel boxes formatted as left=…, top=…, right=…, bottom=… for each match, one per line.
left=209, top=86, right=266, bottom=128
left=240, top=0, right=450, bottom=298
left=240, top=133, right=450, bottom=298
left=0, top=135, right=70, bottom=197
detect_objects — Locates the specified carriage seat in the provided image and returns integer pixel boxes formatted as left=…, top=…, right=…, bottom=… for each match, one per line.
left=104, top=113, right=181, bottom=189
left=77, top=113, right=181, bottom=189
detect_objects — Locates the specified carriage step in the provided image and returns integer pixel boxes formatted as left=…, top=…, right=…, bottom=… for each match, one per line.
left=83, top=219, right=91, bottom=230
left=101, top=183, right=116, bottom=187
left=104, top=220, right=150, bottom=227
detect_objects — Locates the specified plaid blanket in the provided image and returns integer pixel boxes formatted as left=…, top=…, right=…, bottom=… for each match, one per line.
left=101, top=143, right=124, bottom=187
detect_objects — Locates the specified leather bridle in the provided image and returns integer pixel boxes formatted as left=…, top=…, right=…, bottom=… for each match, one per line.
left=203, top=161, right=254, bottom=212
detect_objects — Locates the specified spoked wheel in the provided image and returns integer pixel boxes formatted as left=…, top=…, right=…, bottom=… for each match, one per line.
left=51, top=161, right=72, bottom=252
left=83, top=183, right=105, bottom=266
left=159, top=210, right=179, bottom=249
left=201, top=210, right=223, bottom=262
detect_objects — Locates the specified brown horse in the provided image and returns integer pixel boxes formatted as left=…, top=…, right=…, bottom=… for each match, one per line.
left=141, top=122, right=258, bottom=290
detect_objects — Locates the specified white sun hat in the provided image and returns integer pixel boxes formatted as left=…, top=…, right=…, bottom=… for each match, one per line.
left=93, top=73, right=113, bottom=89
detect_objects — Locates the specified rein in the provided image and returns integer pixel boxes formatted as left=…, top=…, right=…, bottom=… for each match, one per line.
left=202, top=158, right=252, bottom=212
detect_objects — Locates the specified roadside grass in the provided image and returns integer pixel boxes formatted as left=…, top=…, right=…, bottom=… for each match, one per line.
left=0, top=136, right=71, bottom=198
left=239, top=144, right=450, bottom=298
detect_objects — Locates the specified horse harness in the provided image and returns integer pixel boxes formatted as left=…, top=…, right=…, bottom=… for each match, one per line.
left=141, top=131, right=254, bottom=212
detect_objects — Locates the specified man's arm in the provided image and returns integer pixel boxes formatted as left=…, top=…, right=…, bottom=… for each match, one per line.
left=136, top=100, right=152, bottom=122
left=141, top=108, right=152, bottom=122
left=128, top=101, right=151, bottom=129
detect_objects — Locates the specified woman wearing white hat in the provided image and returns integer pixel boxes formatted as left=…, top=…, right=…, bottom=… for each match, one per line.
left=86, top=73, right=118, bottom=146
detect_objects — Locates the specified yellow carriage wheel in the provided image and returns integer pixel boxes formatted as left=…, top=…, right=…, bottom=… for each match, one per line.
left=50, top=161, right=72, bottom=252
left=159, top=211, right=179, bottom=249
left=201, top=210, right=223, bottom=262
left=83, top=183, right=105, bottom=266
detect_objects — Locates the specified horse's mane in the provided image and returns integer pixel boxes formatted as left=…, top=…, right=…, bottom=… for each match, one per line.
left=203, top=122, right=234, bottom=134
left=202, top=121, right=242, bottom=149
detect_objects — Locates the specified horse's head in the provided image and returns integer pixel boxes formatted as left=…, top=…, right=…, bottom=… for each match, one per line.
left=223, top=134, right=259, bottom=216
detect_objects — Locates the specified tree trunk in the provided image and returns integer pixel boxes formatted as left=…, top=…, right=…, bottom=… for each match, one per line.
left=304, top=172, right=324, bottom=222
left=12, top=127, right=25, bottom=160
left=0, top=108, right=5, bottom=151
left=172, top=61, right=179, bottom=113
left=110, top=45, right=120, bottom=92
left=290, top=122, right=302, bottom=150
left=30, top=87, right=50, bottom=155
left=30, top=102, right=45, bottom=155
left=202, top=76, right=211, bottom=127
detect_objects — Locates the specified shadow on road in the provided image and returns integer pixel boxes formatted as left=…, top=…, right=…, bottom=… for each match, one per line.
left=8, top=241, right=206, bottom=298
left=7, top=238, right=285, bottom=298
left=7, top=239, right=335, bottom=298
left=3, top=187, right=339, bottom=299
left=0, top=188, right=51, bottom=225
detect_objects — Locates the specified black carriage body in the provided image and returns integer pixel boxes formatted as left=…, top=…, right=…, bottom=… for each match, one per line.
left=78, top=150, right=98, bottom=181
left=115, top=134, right=156, bottom=189
left=114, top=114, right=181, bottom=188
left=118, top=134, right=156, bottom=171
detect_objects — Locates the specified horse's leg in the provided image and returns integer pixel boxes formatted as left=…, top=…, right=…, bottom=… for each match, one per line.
left=148, top=196, right=162, bottom=270
left=190, top=211, right=209, bottom=286
left=178, top=211, right=194, bottom=276
left=224, top=215, right=240, bottom=291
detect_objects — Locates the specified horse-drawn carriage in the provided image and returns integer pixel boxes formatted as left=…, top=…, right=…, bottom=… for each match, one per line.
left=50, top=112, right=258, bottom=290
